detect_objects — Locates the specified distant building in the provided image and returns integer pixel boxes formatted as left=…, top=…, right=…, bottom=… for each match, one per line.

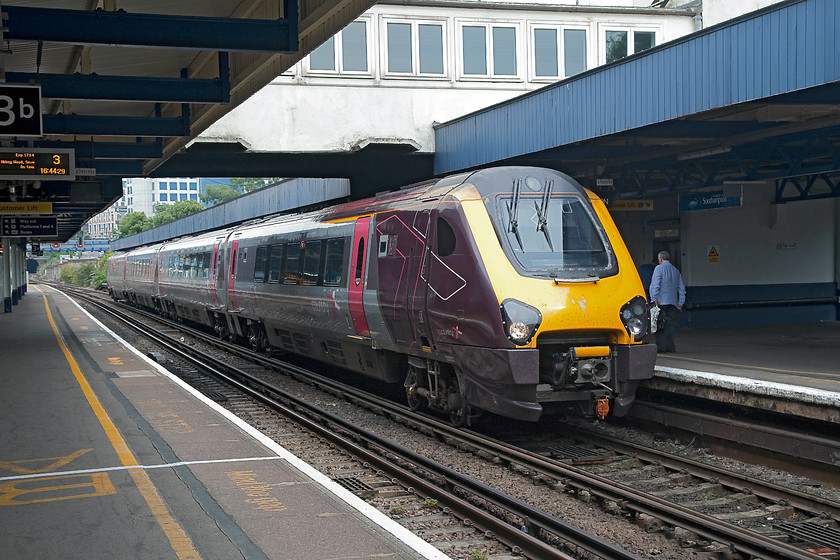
left=83, top=178, right=229, bottom=239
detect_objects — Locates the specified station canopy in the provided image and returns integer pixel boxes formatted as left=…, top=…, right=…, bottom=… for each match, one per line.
left=0, top=0, right=375, bottom=243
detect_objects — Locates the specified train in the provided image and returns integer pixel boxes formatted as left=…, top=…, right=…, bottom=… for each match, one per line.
left=107, top=166, right=657, bottom=426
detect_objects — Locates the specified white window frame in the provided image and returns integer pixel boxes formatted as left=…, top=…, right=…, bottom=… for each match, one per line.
left=304, top=17, right=373, bottom=77
left=528, top=23, right=592, bottom=83
left=598, top=24, right=660, bottom=65
left=456, top=19, right=524, bottom=82
left=380, top=16, right=448, bottom=79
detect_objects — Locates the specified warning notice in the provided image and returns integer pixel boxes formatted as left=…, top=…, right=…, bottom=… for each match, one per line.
left=706, top=245, right=720, bottom=263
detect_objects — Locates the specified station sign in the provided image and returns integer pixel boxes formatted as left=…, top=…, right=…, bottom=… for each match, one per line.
left=1, top=216, right=58, bottom=237
left=0, top=202, right=53, bottom=214
left=611, top=199, right=653, bottom=211
left=0, top=148, right=75, bottom=180
left=679, top=189, right=742, bottom=212
left=0, top=84, right=42, bottom=137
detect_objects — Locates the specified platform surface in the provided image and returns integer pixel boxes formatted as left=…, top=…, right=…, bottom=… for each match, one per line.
left=653, top=322, right=840, bottom=399
left=0, top=286, right=449, bottom=560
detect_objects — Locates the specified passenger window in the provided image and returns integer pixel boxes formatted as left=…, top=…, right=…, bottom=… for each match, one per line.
left=283, top=244, right=302, bottom=284
left=254, top=246, right=268, bottom=282
left=268, top=245, right=284, bottom=283
left=354, top=237, right=365, bottom=286
left=302, top=241, right=323, bottom=285
left=323, top=239, right=345, bottom=286
left=437, top=217, right=457, bottom=257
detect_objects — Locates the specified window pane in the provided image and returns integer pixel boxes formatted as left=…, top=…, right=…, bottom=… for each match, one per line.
left=462, top=26, right=487, bottom=75
left=634, top=31, right=655, bottom=54
left=387, top=22, right=412, bottom=73
left=493, top=27, right=517, bottom=76
left=419, top=24, right=443, bottom=74
left=323, top=239, right=345, bottom=286
left=268, top=246, right=284, bottom=283
left=302, top=241, right=322, bottom=285
left=342, top=21, right=367, bottom=71
left=254, top=246, right=267, bottom=282
left=606, top=30, right=628, bottom=64
left=310, top=37, right=336, bottom=70
left=564, top=29, right=587, bottom=77
left=534, top=28, right=558, bottom=77
left=160, top=193, right=167, bottom=201
left=283, top=244, right=302, bottom=284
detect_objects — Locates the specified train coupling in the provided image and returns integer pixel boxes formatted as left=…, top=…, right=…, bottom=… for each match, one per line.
left=594, top=396, right=610, bottom=420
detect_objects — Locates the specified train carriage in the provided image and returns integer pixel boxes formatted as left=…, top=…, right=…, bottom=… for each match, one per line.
left=109, top=167, right=656, bottom=425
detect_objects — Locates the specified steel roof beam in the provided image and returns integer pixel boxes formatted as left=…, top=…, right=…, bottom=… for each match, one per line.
left=5, top=72, right=229, bottom=104
left=3, top=5, right=298, bottom=53
left=29, top=140, right=163, bottom=160
left=44, top=114, right=189, bottom=137
left=85, top=159, right=145, bottom=177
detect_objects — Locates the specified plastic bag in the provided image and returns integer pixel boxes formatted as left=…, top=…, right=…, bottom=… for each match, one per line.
left=650, top=304, right=659, bottom=333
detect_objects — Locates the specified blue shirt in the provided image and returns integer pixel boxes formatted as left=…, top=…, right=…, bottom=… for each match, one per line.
left=650, top=260, right=685, bottom=307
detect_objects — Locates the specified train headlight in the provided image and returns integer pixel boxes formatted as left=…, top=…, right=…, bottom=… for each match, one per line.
left=500, top=299, right=542, bottom=345
left=620, top=296, right=648, bottom=339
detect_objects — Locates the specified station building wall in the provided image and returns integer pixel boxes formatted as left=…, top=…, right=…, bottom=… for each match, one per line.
left=199, top=2, right=695, bottom=154
left=612, top=184, right=840, bottom=327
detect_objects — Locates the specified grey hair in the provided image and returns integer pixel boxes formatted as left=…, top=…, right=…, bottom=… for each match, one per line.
left=658, top=251, right=670, bottom=261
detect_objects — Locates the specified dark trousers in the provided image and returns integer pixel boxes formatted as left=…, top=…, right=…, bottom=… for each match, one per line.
left=656, top=305, right=678, bottom=352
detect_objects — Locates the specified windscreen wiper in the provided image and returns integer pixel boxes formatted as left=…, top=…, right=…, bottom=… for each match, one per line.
left=506, top=178, right=524, bottom=251
left=534, top=179, right=554, bottom=250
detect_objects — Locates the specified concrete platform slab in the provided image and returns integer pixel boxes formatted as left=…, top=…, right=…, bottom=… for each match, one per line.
left=0, top=286, right=449, bottom=560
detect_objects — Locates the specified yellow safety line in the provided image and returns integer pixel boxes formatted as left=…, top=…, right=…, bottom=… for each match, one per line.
left=663, top=354, right=839, bottom=378
left=43, top=294, right=201, bottom=560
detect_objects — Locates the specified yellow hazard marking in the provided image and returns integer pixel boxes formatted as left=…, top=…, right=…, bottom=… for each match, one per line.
left=0, top=449, right=92, bottom=475
left=42, top=295, right=200, bottom=560
left=108, top=357, right=124, bottom=365
left=226, top=470, right=287, bottom=512
left=0, top=473, right=116, bottom=506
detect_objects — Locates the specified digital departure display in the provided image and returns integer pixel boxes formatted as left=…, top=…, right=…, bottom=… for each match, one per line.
left=0, top=148, right=75, bottom=180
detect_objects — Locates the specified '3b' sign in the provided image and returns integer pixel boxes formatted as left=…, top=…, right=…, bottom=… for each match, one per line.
left=0, top=85, right=42, bottom=138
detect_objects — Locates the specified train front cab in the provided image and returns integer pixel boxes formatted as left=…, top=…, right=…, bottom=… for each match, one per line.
left=422, top=168, right=656, bottom=422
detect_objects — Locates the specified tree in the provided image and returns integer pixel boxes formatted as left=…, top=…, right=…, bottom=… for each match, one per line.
left=151, top=200, right=204, bottom=228
left=201, top=182, right=242, bottom=206
left=117, top=212, right=151, bottom=238
left=230, top=177, right=284, bottom=193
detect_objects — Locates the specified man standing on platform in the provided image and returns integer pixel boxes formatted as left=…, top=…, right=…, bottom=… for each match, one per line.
left=649, top=250, right=685, bottom=353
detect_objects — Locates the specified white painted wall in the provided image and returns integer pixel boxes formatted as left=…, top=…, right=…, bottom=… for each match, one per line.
left=680, top=185, right=835, bottom=286
left=612, top=183, right=837, bottom=288
left=702, top=0, right=785, bottom=27
left=198, top=3, right=696, bottom=154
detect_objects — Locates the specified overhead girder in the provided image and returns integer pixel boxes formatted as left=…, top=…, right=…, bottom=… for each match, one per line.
left=5, top=59, right=230, bottom=104
left=607, top=126, right=840, bottom=201
left=3, top=6, right=298, bottom=53
left=27, top=140, right=163, bottom=161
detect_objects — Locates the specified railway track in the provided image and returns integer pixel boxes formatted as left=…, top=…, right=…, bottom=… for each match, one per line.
left=57, top=284, right=840, bottom=559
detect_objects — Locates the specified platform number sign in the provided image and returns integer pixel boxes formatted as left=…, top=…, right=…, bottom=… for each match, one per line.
left=0, top=84, right=43, bottom=137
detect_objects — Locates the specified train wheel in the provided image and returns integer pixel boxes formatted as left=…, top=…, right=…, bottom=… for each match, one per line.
left=446, top=369, right=470, bottom=427
left=404, top=366, right=425, bottom=411
left=448, top=397, right=470, bottom=427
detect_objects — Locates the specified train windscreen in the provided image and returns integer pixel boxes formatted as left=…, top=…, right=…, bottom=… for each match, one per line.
left=495, top=193, right=617, bottom=279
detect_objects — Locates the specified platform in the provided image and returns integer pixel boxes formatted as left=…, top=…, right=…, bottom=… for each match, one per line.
left=0, top=286, right=449, bottom=560
left=649, top=322, right=840, bottom=424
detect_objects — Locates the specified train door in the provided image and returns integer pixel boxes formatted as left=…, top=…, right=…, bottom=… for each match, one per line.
left=211, top=239, right=223, bottom=307
left=349, top=217, right=371, bottom=337
left=375, top=209, right=433, bottom=347
left=228, top=238, right=240, bottom=310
